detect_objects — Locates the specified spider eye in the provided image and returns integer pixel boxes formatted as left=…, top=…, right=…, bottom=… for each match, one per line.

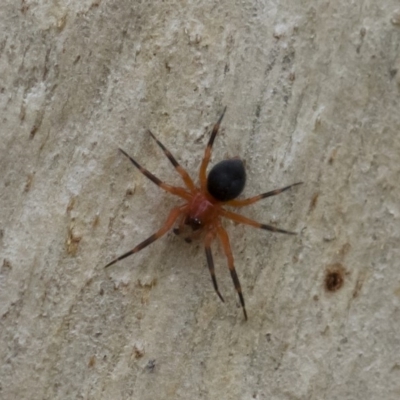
left=207, top=158, right=246, bottom=201
left=186, top=217, right=202, bottom=231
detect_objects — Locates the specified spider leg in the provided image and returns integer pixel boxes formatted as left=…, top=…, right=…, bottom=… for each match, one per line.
left=199, top=107, right=227, bottom=189
left=118, top=149, right=191, bottom=200
left=220, top=209, right=297, bottom=235
left=147, top=130, right=196, bottom=191
left=204, top=230, right=225, bottom=303
left=105, top=205, right=187, bottom=268
left=216, top=224, right=247, bottom=320
left=227, top=182, right=303, bottom=207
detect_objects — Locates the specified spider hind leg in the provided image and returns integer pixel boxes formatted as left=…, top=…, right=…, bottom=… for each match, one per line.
left=199, top=107, right=227, bottom=189
left=227, top=182, right=303, bottom=207
left=221, top=209, right=297, bottom=235
left=118, top=148, right=191, bottom=200
left=147, top=130, right=196, bottom=191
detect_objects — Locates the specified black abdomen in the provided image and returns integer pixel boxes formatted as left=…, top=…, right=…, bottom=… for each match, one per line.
left=207, top=159, right=246, bottom=201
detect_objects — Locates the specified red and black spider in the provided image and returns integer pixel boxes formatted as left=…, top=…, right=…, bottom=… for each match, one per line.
left=105, top=108, right=302, bottom=320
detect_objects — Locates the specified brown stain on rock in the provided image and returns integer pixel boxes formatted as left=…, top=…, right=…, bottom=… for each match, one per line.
left=324, top=263, right=347, bottom=292
left=308, top=192, right=319, bottom=213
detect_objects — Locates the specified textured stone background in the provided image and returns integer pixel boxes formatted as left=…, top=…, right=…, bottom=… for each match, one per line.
left=1, top=1, right=400, bottom=399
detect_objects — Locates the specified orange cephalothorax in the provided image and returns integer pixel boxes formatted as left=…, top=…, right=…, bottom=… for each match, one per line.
left=185, top=192, right=219, bottom=231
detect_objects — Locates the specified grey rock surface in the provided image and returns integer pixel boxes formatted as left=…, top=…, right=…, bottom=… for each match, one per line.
left=1, top=1, right=399, bottom=399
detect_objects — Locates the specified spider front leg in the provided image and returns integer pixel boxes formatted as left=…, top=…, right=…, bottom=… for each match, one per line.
left=204, top=230, right=225, bottom=303
left=105, top=205, right=187, bottom=268
left=216, top=224, right=248, bottom=321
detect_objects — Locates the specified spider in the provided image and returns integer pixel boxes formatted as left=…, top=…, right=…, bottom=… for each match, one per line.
left=105, top=107, right=302, bottom=320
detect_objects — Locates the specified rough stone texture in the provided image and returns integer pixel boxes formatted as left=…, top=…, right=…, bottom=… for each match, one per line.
left=1, top=1, right=400, bottom=399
